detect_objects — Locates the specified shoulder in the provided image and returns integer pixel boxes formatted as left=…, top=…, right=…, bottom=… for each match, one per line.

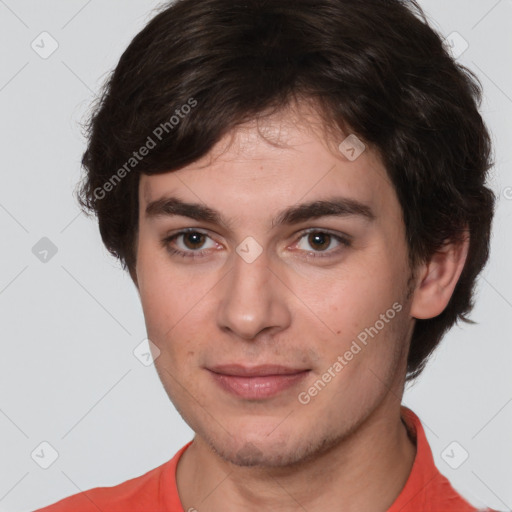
left=32, top=457, right=175, bottom=512
left=393, top=407, right=504, bottom=512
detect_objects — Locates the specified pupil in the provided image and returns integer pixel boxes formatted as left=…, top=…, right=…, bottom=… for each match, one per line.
left=309, top=232, right=330, bottom=251
left=185, top=233, right=204, bottom=249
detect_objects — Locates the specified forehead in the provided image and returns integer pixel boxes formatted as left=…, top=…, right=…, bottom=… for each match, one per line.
left=139, top=106, right=395, bottom=224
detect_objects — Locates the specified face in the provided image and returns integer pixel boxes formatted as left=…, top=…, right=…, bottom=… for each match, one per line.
left=134, top=104, right=416, bottom=468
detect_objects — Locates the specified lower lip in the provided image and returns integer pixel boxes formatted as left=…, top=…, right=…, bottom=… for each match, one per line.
left=208, top=370, right=310, bottom=400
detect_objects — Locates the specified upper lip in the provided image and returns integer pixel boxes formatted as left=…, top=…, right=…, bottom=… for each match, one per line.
left=207, top=364, right=310, bottom=377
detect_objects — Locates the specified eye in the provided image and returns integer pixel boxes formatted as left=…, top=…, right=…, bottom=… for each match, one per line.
left=161, top=228, right=352, bottom=261
left=294, top=230, right=352, bottom=257
left=161, top=229, right=217, bottom=259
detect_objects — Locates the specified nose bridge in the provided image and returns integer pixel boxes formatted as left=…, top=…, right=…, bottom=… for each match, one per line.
left=216, top=242, right=291, bottom=339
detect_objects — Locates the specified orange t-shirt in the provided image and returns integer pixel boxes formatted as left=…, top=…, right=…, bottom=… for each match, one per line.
left=33, top=407, right=499, bottom=512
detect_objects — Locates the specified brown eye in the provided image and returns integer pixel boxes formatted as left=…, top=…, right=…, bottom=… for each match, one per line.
left=307, top=232, right=332, bottom=251
left=161, top=229, right=216, bottom=259
left=182, top=232, right=207, bottom=250
left=295, top=230, right=352, bottom=258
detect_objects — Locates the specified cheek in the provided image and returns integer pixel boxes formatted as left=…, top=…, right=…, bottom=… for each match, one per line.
left=137, top=243, right=182, bottom=320
left=303, top=259, right=406, bottom=371
left=306, top=257, right=398, bottom=328
left=136, top=264, right=207, bottom=365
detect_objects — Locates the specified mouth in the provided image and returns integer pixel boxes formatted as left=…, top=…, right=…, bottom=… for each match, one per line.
left=206, top=364, right=311, bottom=400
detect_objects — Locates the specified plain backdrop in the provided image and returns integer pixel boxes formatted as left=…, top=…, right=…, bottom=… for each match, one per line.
left=0, top=1, right=511, bottom=511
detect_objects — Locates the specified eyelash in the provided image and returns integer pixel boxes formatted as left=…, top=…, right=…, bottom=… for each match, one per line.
left=161, top=228, right=352, bottom=260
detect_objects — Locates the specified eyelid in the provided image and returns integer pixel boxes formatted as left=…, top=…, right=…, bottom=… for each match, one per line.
left=290, top=228, right=352, bottom=257
left=161, top=228, right=217, bottom=259
left=295, top=227, right=353, bottom=243
left=161, top=227, right=352, bottom=259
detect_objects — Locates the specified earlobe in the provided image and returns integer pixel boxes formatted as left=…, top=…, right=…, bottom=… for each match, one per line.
left=409, top=231, right=470, bottom=320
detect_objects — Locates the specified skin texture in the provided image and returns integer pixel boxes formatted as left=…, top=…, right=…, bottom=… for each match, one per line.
left=133, top=102, right=469, bottom=511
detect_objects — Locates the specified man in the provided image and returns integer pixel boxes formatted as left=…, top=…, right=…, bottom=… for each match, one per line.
left=35, top=0, right=500, bottom=510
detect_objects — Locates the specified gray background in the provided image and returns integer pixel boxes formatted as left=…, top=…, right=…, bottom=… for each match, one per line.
left=0, top=1, right=511, bottom=511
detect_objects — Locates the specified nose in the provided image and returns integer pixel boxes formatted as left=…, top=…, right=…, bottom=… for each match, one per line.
left=216, top=245, right=292, bottom=340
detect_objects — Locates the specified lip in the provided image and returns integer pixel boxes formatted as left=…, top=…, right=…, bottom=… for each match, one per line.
left=207, top=365, right=311, bottom=400
left=208, top=364, right=309, bottom=377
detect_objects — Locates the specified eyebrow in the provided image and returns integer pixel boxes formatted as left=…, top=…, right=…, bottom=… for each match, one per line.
left=145, top=195, right=375, bottom=229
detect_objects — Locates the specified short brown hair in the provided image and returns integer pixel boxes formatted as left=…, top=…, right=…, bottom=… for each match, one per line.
left=76, top=0, right=496, bottom=382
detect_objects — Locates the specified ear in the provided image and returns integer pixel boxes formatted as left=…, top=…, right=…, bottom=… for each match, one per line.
left=410, top=230, right=470, bottom=320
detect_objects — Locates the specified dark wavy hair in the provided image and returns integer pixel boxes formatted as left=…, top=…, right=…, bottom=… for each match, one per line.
left=76, top=0, right=496, bottom=382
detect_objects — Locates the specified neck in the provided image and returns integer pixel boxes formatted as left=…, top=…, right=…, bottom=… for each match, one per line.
left=176, top=400, right=416, bottom=512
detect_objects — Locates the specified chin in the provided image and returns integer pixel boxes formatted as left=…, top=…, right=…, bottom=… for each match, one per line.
left=215, top=440, right=301, bottom=467
left=201, top=424, right=324, bottom=468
